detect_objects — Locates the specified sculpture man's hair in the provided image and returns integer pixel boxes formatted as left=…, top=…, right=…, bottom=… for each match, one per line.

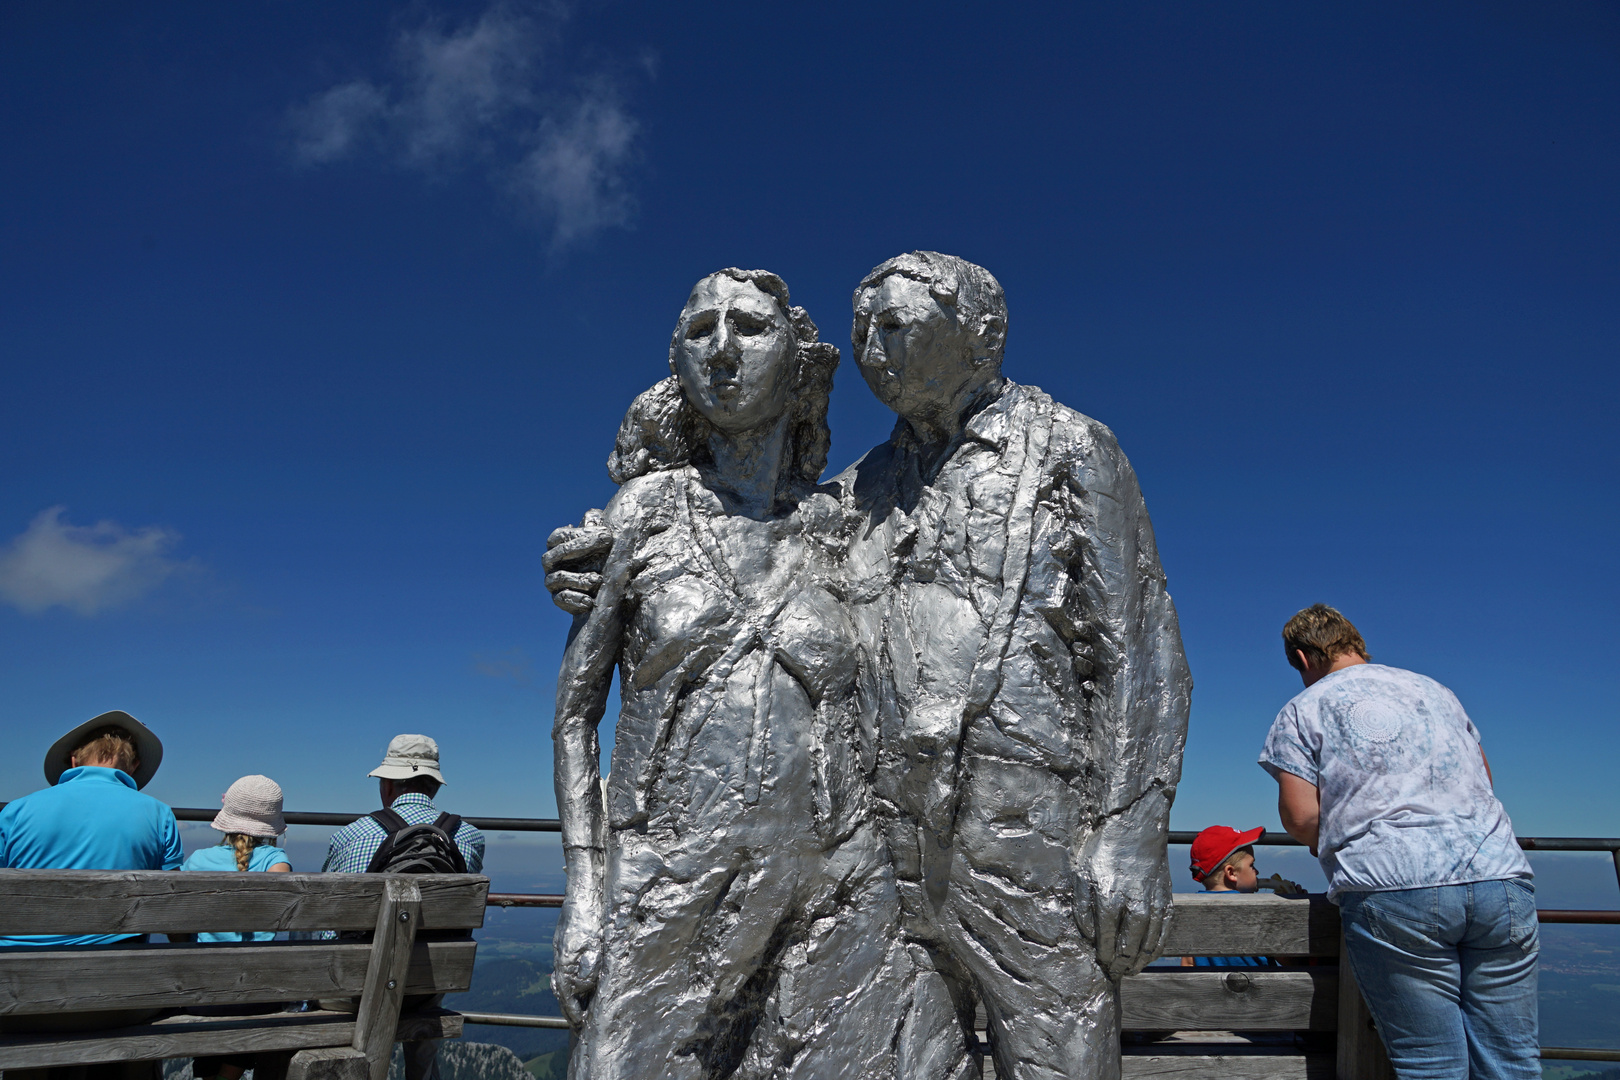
left=1283, top=604, right=1372, bottom=671
left=851, top=251, right=1008, bottom=366
left=607, top=268, right=838, bottom=490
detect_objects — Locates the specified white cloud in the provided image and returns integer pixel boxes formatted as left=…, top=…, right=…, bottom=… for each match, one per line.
left=0, top=507, right=187, bottom=616
left=394, top=7, right=540, bottom=165
left=290, top=81, right=389, bottom=165
left=289, top=1, right=639, bottom=248
left=516, top=89, right=637, bottom=247
left=473, top=647, right=535, bottom=685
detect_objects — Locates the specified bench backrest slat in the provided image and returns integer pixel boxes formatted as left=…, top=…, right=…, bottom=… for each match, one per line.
left=0, top=940, right=475, bottom=1016
left=1122, top=970, right=1339, bottom=1031
left=1104, top=895, right=1343, bottom=1040
left=0, top=871, right=487, bottom=934
left=1160, top=893, right=1340, bottom=957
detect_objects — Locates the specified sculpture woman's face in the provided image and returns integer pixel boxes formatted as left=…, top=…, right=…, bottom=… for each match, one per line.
left=672, top=276, right=797, bottom=435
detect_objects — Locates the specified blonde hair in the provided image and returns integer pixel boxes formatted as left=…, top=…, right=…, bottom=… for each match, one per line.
left=224, top=832, right=267, bottom=872
left=72, top=727, right=140, bottom=774
left=1283, top=604, right=1371, bottom=671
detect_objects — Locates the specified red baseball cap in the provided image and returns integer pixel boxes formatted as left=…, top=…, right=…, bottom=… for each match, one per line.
left=1190, top=825, right=1265, bottom=880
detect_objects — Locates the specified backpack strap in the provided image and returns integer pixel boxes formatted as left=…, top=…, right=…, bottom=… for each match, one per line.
left=363, top=808, right=410, bottom=873
left=433, top=813, right=469, bottom=874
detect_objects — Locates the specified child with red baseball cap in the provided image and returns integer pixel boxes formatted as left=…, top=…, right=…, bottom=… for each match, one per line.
left=1185, top=825, right=1277, bottom=969
left=1190, top=825, right=1266, bottom=892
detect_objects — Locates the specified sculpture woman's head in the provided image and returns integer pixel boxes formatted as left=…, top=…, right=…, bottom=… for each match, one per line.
left=607, top=269, right=837, bottom=491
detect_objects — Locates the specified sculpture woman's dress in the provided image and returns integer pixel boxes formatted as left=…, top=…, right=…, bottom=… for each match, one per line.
left=550, top=271, right=971, bottom=1080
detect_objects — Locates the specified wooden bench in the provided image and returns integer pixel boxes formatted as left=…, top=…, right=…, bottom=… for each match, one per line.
left=980, top=892, right=1394, bottom=1080
left=0, top=870, right=489, bottom=1080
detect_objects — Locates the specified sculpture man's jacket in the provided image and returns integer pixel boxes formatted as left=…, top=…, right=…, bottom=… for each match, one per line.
left=836, top=380, right=1191, bottom=905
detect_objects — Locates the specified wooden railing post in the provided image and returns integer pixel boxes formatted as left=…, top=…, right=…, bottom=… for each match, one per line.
left=1335, top=929, right=1394, bottom=1080
left=352, top=877, right=422, bottom=1080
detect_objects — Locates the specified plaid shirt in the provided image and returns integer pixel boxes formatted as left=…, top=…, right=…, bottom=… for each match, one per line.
left=322, top=792, right=485, bottom=874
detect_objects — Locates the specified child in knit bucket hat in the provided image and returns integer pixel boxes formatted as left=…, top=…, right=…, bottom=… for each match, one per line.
left=210, top=774, right=288, bottom=842
left=181, top=776, right=293, bottom=939
left=180, top=776, right=296, bottom=1080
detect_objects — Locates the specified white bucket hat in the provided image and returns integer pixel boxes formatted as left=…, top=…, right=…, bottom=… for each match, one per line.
left=368, top=734, right=447, bottom=784
left=212, top=774, right=286, bottom=838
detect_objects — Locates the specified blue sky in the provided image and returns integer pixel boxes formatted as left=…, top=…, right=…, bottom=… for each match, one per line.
left=2, top=2, right=1617, bottom=887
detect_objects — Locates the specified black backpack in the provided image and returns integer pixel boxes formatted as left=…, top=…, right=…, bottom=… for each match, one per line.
left=363, top=809, right=469, bottom=875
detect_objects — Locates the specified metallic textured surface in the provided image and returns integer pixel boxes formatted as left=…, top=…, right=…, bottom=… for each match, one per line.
left=548, top=255, right=1191, bottom=1079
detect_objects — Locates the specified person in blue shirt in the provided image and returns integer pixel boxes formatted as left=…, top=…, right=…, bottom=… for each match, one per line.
left=180, top=774, right=293, bottom=1080
left=320, top=735, right=483, bottom=1080
left=0, top=710, right=183, bottom=948
left=181, top=773, right=293, bottom=940
left=321, top=734, right=484, bottom=875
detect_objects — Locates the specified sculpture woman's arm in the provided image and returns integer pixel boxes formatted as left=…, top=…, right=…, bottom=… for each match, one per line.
left=550, top=505, right=643, bottom=1028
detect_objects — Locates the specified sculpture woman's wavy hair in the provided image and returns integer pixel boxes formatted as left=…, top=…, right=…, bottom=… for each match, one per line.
left=606, top=269, right=838, bottom=493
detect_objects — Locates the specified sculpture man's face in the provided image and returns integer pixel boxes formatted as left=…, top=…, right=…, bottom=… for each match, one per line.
left=855, top=274, right=996, bottom=430
left=672, top=275, right=797, bottom=435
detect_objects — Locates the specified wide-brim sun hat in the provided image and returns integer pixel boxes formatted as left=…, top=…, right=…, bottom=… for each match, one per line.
left=45, top=710, right=164, bottom=790
left=212, top=774, right=287, bottom=838
left=368, top=733, right=447, bottom=784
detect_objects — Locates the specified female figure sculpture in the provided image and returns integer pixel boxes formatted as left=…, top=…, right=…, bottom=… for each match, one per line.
left=550, top=270, right=970, bottom=1080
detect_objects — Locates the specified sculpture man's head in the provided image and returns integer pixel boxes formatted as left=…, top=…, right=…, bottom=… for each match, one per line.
left=851, top=252, right=1007, bottom=438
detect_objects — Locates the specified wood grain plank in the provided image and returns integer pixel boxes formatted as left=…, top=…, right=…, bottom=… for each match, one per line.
left=288, top=1046, right=369, bottom=1080
left=0, top=940, right=475, bottom=1016
left=0, top=871, right=487, bottom=934
left=987, top=1052, right=1332, bottom=1080
left=0, top=1012, right=354, bottom=1069
left=1121, top=1055, right=1335, bottom=1080
left=0, top=1010, right=466, bottom=1069
left=352, top=878, right=419, bottom=1080
left=1161, top=895, right=1340, bottom=957
left=1121, top=970, right=1339, bottom=1031
left=1336, top=930, right=1394, bottom=1080
left=394, top=1010, right=463, bottom=1043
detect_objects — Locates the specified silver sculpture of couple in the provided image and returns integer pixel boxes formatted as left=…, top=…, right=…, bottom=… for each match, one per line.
left=545, top=253, right=1192, bottom=1080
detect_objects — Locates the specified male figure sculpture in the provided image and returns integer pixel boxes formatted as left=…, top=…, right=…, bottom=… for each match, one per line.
left=835, top=252, right=1190, bottom=1079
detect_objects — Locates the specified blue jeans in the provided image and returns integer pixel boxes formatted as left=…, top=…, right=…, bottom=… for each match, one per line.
left=1338, top=880, right=1540, bottom=1080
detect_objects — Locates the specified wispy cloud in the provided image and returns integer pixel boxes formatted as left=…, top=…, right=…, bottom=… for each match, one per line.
left=289, top=2, right=640, bottom=249
left=514, top=87, right=636, bottom=245
left=0, top=507, right=190, bottom=616
left=290, top=81, right=390, bottom=165
left=473, top=647, right=535, bottom=685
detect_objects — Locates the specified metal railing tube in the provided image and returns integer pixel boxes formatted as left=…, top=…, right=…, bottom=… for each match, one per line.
left=487, top=893, right=563, bottom=908
left=458, top=1012, right=570, bottom=1030
left=1537, top=910, right=1620, bottom=924
left=163, top=808, right=564, bottom=832
left=1541, top=1048, right=1620, bottom=1062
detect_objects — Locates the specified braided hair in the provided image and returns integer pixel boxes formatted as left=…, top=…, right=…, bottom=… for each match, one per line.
left=225, top=832, right=265, bottom=871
